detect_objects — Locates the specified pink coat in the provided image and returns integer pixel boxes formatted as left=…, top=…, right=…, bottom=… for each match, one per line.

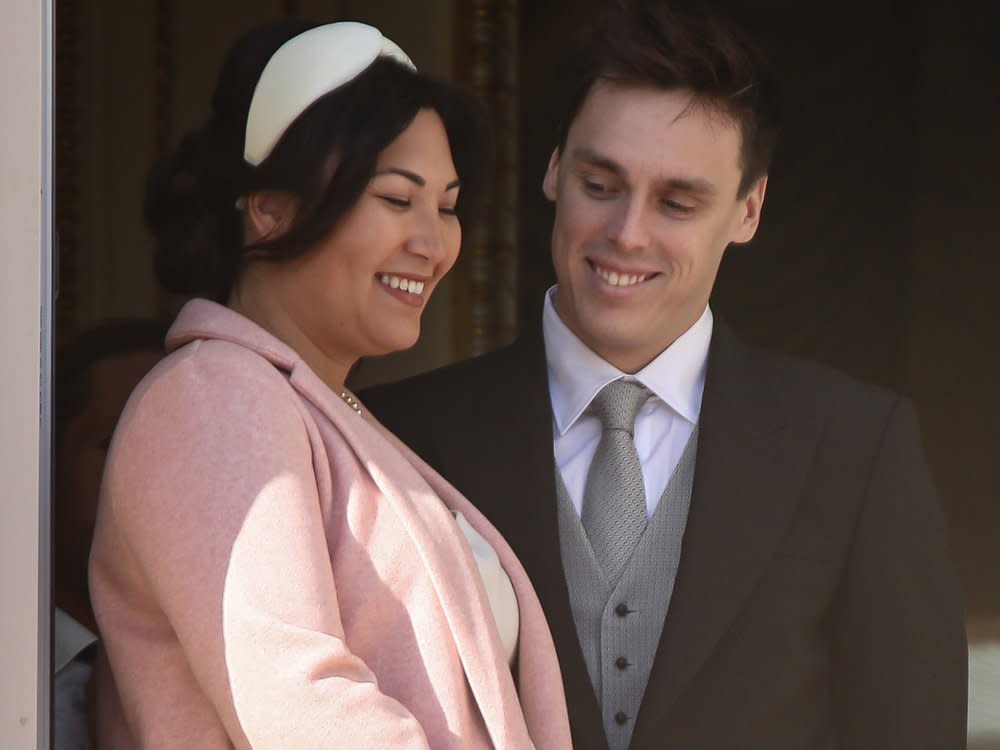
left=89, top=299, right=572, bottom=749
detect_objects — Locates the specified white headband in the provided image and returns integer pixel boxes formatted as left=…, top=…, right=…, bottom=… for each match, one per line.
left=243, top=21, right=416, bottom=166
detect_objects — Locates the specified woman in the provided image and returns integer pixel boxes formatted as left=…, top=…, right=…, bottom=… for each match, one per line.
left=89, top=20, right=571, bottom=749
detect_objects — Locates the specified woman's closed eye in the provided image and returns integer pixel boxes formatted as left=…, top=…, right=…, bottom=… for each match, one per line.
left=378, top=194, right=411, bottom=209
left=379, top=194, right=458, bottom=217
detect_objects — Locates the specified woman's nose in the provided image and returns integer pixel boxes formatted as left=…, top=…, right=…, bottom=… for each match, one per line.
left=404, top=209, right=447, bottom=261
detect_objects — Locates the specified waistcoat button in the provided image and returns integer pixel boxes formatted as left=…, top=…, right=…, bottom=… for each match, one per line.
left=614, top=711, right=629, bottom=726
left=614, top=602, right=630, bottom=617
left=615, top=656, right=630, bottom=670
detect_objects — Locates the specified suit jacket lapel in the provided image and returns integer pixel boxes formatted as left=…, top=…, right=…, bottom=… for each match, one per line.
left=483, top=331, right=610, bottom=750
left=630, top=322, right=821, bottom=748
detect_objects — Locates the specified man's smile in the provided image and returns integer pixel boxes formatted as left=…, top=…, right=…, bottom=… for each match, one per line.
left=587, top=258, right=658, bottom=289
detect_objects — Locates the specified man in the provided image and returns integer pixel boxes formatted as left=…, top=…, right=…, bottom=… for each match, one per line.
left=364, top=2, right=967, bottom=748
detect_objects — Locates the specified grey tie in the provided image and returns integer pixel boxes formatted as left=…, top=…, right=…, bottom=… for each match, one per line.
left=581, top=379, right=652, bottom=582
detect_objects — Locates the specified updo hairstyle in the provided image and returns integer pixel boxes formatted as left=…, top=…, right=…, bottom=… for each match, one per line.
left=146, top=20, right=489, bottom=302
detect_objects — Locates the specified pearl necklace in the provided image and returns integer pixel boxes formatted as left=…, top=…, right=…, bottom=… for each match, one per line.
left=339, top=391, right=363, bottom=417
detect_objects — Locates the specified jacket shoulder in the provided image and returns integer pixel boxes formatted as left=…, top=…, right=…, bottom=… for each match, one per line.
left=734, top=341, right=911, bottom=446
left=361, top=341, right=530, bottom=457
left=363, top=341, right=524, bottom=413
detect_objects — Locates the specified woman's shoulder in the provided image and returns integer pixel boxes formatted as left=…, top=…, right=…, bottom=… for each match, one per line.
left=143, top=337, right=293, bottom=405
left=115, top=337, right=307, bottom=451
left=103, top=337, right=317, bottom=514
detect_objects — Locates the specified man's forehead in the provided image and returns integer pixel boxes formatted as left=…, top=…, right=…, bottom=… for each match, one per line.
left=565, top=82, right=743, bottom=187
left=576, top=81, right=739, bottom=132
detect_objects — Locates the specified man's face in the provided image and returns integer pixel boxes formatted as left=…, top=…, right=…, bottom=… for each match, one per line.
left=544, top=82, right=767, bottom=372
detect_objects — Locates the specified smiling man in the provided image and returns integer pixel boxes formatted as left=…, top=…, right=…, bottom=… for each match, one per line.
left=543, top=83, right=764, bottom=375
left=364, top=2, right=967, bottom=749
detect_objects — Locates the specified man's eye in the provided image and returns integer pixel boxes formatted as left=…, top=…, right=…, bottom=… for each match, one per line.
left=662, top=199, right=695, bottom=214
left=379, top=195, right=411, bottom=208
left=583, top=179, right=615, bottom=197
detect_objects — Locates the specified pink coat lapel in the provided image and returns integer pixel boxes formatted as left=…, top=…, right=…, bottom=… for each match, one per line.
left=373, top=420, right=572, bottom=750
left=289, top=362, right=531, bottom=748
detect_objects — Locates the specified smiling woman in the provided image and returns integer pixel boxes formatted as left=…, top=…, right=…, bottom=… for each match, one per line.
left=229, top=108, right=464, bottom=388
left=88, top=19, right=571, bottom=750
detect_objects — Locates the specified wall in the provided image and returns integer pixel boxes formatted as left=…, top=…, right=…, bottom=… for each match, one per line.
left=0, top=0, right=48, bottom=746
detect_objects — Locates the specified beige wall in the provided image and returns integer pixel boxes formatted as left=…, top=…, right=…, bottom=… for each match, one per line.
left=0, top=0, right=48, bottom=747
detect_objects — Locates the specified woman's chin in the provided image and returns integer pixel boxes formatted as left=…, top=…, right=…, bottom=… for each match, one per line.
left=366, top=325, right=422, bottom=358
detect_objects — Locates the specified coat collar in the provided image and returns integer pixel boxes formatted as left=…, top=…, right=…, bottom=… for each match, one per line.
left=167, top=298, right=299, bottom=370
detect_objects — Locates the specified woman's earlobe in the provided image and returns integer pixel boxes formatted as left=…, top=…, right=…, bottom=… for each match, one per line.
left=247, top=191, right=298, bottom=240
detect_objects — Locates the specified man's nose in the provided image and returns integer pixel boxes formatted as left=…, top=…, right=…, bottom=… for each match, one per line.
left=606, top=197, right=650, bottom=252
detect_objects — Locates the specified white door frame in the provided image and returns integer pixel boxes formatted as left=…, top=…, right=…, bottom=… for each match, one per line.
left=0, top=0, right=53, bottom=747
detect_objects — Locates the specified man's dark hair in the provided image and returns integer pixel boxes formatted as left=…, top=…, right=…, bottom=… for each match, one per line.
left=556, top=0, right=778, bottom=197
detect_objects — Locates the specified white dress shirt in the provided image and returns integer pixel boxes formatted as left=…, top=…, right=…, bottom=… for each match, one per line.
left=543, top=286, right=712, bottom=517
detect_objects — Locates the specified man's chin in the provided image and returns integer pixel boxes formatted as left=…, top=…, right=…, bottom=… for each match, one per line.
left=576, top=326, right=645, bottom=363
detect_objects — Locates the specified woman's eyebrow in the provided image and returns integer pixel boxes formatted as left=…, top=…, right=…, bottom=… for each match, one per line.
left=374, top=167, right=461, bottom=191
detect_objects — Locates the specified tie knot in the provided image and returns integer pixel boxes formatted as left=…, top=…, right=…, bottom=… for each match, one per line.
left=590, top=380, right=652, bottom=434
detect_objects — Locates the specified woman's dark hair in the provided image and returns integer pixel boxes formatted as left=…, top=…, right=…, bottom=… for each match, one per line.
left=147, top=20, right=489, bottom=301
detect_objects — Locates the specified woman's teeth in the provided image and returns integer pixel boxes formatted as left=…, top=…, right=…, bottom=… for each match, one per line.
left=380, top=274, right=425, bottom=295
left=593, top=264, right=650, bottom=287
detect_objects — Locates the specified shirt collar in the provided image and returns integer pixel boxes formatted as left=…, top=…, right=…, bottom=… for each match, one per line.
left=542, top=286, right=713, bottom=435
left=54, top=608, right=97, bottom=673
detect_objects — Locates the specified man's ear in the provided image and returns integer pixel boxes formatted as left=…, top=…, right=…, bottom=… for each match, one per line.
left=246, top=191, right=299, bottom=241
left=542, top=147, right=562, bottom=202
left=731, top=175, right=768, bottom=244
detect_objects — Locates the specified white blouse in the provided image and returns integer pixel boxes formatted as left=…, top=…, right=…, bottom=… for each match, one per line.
left=453, top=511, right=520, bottom=664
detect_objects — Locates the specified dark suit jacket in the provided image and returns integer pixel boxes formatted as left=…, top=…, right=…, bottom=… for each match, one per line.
left=363, top=319, right=967, bottom=750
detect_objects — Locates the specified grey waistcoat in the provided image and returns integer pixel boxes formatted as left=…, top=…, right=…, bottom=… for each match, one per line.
left=556, top=427, right=698, bottom=750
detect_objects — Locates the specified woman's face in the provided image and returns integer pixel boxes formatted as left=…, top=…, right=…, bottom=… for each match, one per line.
left=257, top=108, right=462, bottom=372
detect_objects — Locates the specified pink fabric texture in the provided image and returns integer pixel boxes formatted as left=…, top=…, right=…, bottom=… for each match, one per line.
left=89, top=298, right=571, bottom=749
